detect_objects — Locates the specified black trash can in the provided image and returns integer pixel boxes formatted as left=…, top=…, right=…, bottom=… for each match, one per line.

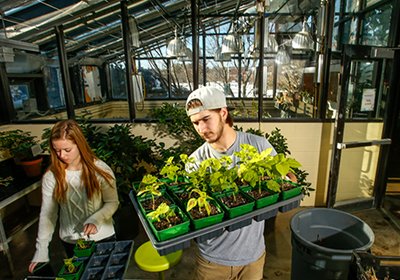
left=290, top=208, right=374, bottom=280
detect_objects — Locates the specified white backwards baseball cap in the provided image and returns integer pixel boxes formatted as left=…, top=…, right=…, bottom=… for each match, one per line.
left=185, top=86, right=227, bottom=116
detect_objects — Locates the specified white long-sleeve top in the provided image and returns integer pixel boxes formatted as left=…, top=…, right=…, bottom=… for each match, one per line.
left=32, top=160, right=119, bottom=263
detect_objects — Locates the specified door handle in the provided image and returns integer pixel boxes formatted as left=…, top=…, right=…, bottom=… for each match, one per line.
left=337, top=138, right=391, bottom=150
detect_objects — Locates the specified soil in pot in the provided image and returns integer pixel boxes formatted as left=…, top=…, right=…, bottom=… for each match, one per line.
left=175, top=190, right=200, bottom=201
left=153, top=215, right=183, bottom=230
left=141, top=196, right=172, bottom=212
left=280, top=180, right=298, bottom=191
left=246, top=188, right=275, bottom=200
left=188, top=203, right=220, bottom=220
left=220, top=192, right=250, bottom=208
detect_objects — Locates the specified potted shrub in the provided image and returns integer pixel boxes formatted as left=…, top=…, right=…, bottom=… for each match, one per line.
left=186, top=189, right=224, bottom=230
left=146, top=202, right=190, bottom=241
left=73, top=238, right=95, bottom=257
left=202, top=156, right=255, bottom=219
left=136, top=174, right=172, bottom=213
left=0, top=129, right=44, bottom=177
left=57, top=257, right=84, bottom=280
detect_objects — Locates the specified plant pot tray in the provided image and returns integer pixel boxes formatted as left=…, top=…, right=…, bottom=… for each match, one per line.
left=130, top=191, right=303, bottom=256
left=80, top=240, right=134, bottom=280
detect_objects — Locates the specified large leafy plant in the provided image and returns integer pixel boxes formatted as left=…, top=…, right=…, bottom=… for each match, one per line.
left=0, top=129, right=41, bottom=161
left=149, top=103, right=203, bottom=155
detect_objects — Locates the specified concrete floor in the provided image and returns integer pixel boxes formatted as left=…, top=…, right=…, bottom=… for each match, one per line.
left=1, top=203, right=400, bottom=280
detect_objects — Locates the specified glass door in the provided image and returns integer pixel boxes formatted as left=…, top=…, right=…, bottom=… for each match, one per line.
left=326, top=45, right=396, bottom=210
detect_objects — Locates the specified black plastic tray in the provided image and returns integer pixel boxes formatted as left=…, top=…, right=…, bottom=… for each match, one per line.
left=130, top=191, right=303, bottom=255
left=80, top=240, right=134, bottom=280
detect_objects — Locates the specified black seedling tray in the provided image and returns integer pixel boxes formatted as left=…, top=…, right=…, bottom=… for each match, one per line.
left=80, top=240, right=134, bottom=280
left=130, top=191, right=302, bottom=255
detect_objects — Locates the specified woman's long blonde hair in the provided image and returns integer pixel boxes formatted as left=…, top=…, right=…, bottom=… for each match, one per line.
left=48, top=120, right=114, bottom=203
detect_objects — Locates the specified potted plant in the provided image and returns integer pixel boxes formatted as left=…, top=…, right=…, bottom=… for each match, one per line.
left=159, top=154, right=194, bottom=187
left=233, top=144, right=280, bottom=208
left=57, top=257, right=84, bottom=280
left=186, top=189, right=224, bottom=230
left=235, top=144, right=302, bottom=206
left=266, top=127, right=314, bottom=198
left=201, top=156, right=254, bottom=219
left=73, top=238, right=95, bottom=257
left=0, top=129, right=44, bottom=177
left=136, top=174, right=172, bottom=213
left=146, top=202, right=190, bottom=241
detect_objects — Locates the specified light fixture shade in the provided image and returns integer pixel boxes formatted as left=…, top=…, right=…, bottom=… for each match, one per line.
left=292, top=21, right=313, bottom=50
left=129, top=17, right=140, bottom=48
left=221, top=34, right=243, bottom=54
left=167, top=35, right=186, bottom=58
left=214, top=46, right=231, bottom=61
left=178, top=46, right=192, bottom=61
left=265, top=35, right=278, bottom=53
left=275, top=47, right=290, bottom=65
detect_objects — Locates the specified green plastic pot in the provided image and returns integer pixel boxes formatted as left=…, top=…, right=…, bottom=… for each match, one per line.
left=213, top=191, right=255, bottom=219
left=187, top=200, right=225, bottom=230
left=147, top=206, right=190, bottom=241
left=241, top=186, right=279, bottom=208
left=137, top=191, right=173, bottom=215
left=73, top=240, right=95, bottom=258
left=57, top=260, right=84, bottom=280
left=159, top=176, right=190, bottom=188
left=281, top=186, right=302, bottom=200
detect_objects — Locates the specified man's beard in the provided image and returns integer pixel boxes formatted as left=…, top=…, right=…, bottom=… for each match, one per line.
left=202, top=120, right=224, bottom=144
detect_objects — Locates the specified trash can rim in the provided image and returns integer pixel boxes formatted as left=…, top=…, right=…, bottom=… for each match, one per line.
left=290, top=208, right=375, bottom=254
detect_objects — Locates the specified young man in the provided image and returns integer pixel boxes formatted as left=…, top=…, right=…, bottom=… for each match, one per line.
left=185, top=86, right=277, bottom=280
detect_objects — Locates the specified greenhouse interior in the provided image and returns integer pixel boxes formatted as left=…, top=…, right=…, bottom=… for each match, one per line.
left=0, top=0, right=399, bottom=279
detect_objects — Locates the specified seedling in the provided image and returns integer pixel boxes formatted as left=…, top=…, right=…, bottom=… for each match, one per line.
left=146, top=202, right=176, bottom=223
left=186, top=189, right=214, bottom=216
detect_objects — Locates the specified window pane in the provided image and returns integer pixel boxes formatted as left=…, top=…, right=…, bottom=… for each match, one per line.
left=275, top=60, right=315, bottom=119
left=140, top=59, right=169, bottom=99
left=361, top=4, right=392, bottom=46
left=170, top=60, right=192, bottom=98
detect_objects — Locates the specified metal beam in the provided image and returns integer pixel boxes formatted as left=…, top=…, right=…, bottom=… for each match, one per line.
left=191, top=0, right=199, bottom=90
left=54, top=25, right=75, bottom=119
left=121, top=0, right=136, bottom=120
left=0, top=38, right=39, bottom=52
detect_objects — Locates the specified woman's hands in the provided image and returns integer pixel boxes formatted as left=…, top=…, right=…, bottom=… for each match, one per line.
left=83, top=223, right=98, bottom=236
left=28, top=262, right=37, bottom=273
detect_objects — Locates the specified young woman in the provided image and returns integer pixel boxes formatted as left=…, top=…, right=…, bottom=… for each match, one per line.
left=28, top=120, right=119, bottom=273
